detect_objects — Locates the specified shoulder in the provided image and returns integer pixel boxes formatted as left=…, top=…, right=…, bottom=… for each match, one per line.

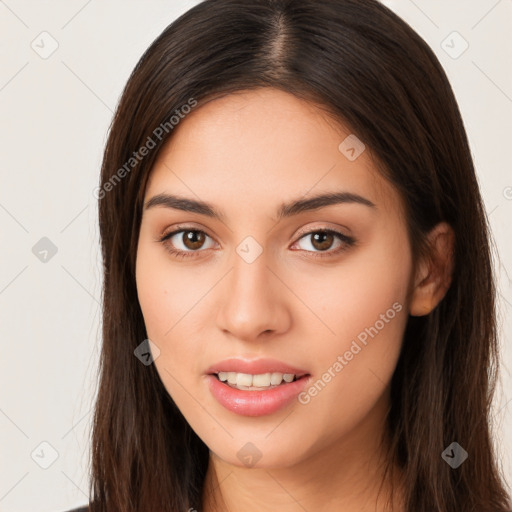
left=62, top=506, right=89, bottom=512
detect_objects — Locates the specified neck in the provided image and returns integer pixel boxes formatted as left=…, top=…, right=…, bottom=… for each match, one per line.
left=201, top=388, right=404, bottom=512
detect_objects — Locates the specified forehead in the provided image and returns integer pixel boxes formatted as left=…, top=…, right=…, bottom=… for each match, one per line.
left=144, top=88, right=402, bottom=217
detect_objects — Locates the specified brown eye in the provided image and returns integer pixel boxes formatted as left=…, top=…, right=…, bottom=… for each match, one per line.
left=310, top=231, right=335, bottom=251
left=160, top=228, right=217, bottom=259
left=182, top=230, right=206, bottom=250
left=293, top=229, right=356, bottom=258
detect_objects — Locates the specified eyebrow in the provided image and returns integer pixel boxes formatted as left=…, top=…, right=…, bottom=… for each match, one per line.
left=143, top=191, right=376, bottom=221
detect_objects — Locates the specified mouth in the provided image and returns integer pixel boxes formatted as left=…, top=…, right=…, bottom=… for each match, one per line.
left=206, top=370, right=312, bottom=416
left=209, top=371, right=309, bottom=391
left=205, top=358, right=311, bottom=415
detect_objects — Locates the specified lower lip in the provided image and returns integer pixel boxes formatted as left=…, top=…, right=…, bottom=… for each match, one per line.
left=206, top=374, right=311, bottom=417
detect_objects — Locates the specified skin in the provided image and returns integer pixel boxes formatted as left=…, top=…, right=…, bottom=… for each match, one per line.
left=135, top=87, right=454, bottom=512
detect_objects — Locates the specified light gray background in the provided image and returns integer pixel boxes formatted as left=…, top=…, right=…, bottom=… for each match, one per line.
left=0, top=1, right=511, bottom=511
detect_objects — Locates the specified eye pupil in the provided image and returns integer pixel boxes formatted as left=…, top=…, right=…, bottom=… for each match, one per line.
left=184, top=231, right=205, bottom=250
left=312, top=232, right=334, bottom=251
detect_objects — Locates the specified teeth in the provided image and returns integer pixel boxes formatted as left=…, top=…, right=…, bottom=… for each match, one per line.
left=252, top=372, right=272, bottom=386
left=270, top=372, right=283, bottom=385
left=237, top=373, right=253, bottom=387
left=217, top=371, right=297, bottom=388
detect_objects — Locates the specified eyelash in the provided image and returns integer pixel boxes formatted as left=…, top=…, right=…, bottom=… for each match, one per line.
left=158, top=225, right=356, bottom=260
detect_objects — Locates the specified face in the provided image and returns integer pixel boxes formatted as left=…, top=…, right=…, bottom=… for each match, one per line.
left=135, top=87, right=413, bottom=469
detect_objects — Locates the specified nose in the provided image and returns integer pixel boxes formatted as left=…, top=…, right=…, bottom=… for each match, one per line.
left=215, top=250, right=291, bottom=342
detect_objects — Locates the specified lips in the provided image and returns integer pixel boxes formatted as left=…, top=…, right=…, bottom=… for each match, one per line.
left=205, top=357, right=311, bottom=416
left=205, top=357, right=309, bottom=377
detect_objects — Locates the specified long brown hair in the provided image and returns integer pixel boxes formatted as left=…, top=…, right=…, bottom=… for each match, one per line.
left=90, top=0, right=512, bottom=510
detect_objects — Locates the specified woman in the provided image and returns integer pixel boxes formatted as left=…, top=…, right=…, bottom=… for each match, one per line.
left=70, top=0, right=512, bottom=510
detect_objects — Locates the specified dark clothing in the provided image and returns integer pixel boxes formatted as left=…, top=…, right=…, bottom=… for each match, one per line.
left=64, top=507, right=88, bottom=512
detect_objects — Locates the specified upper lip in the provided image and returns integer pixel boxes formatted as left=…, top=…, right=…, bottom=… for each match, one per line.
left=206, top=358, right=309, bottom=377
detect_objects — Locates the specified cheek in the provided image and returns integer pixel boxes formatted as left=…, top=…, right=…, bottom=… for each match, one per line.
left=135, top=243, right=168, bottom=338
left=288, top=233, right=411, bottom=441
left=136, top=238, right=206, bottom=340
left=135, top=239, right=213, bottom=400
left=290, top=233, right=411, bottom=351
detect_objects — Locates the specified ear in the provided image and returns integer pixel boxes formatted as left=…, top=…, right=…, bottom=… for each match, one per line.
left=410, top=222, right=455, bottom=316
